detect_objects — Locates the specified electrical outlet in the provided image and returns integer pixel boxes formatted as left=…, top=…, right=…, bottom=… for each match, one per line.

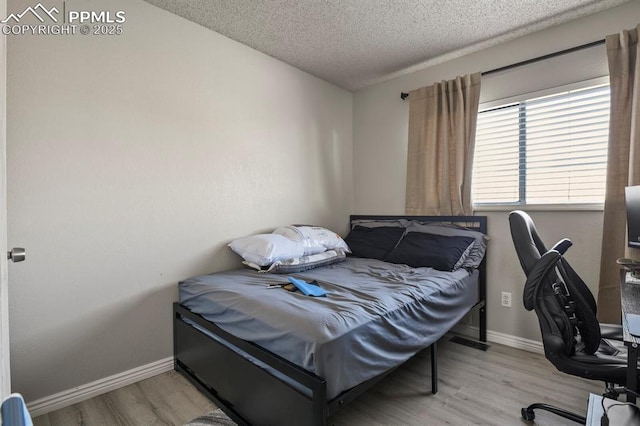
left=501, top=291, right=512, bottom=308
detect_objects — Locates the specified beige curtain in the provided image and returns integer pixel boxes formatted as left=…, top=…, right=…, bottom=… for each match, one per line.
left=405, top=73, right=481, bottom=216
left=597, top=26, right=640, bottom=324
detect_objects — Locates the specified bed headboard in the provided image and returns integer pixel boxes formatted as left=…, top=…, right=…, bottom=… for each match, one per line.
left=349, top=215, right=487, bottom=235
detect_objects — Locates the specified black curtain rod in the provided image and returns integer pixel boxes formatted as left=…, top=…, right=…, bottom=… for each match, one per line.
left=400, top=38, right=606, bottom=100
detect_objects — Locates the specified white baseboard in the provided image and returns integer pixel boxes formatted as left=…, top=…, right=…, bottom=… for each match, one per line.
left=27, top=356, right=174, bottom=418
left=452, top=324, right=543, bottom=354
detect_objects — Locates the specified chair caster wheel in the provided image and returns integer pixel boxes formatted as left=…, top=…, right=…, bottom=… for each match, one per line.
left=521, top=407, right=535, bottom=421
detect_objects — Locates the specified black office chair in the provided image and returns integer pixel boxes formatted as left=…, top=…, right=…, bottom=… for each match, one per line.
left=509, top=210, right=630, bottom=423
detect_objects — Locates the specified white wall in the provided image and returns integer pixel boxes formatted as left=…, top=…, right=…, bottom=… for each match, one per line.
left=6, top=0, right=352, bottom=401
left=353, top=2, right=640, bottom=342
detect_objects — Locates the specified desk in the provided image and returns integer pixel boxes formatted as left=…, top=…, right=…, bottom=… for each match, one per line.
left=621, top=270, right=640, bottom=403
left=586, top=393, right=640, bottom=425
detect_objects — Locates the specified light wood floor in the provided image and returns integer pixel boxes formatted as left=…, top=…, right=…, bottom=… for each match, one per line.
left=33, top=336, right=603, bottom=425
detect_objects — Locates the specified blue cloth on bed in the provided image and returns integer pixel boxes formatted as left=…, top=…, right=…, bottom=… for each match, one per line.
left=288, top=277, right=328, bottom=297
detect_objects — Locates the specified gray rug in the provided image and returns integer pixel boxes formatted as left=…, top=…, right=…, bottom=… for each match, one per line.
left=184, top=408, right=236, bottom=425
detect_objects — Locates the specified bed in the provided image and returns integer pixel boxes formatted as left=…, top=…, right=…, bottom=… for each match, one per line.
left=173, top=215, right=488, bottom=426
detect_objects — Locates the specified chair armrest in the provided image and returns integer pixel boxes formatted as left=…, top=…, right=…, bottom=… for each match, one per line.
left=550, top=238, right=572, bottom=255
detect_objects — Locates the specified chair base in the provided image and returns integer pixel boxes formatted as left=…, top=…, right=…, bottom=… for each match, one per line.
left=521, top=403, right=585, bottom=424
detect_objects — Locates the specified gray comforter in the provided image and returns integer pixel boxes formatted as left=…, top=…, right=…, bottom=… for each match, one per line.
left=179, top=257, right=479, bottom=398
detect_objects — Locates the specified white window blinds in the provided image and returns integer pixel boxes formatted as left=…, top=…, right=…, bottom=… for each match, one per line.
left=472, top=83, right=610, bottom=205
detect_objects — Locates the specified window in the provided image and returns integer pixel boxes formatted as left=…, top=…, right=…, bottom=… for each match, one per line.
left=472, top=82, right=610, bottom=206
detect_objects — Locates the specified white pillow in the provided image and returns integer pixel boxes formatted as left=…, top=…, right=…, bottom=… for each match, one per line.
left=272, top=226, right=326, bottom=255
left=273, top=226, right=350, bottom=255
left=228, top=234, right=304, bottom=266
left=242, top=249, right=347, bottom=273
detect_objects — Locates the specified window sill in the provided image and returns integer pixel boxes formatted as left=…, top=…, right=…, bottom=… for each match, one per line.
left=473, top=203, right=604, bottom=212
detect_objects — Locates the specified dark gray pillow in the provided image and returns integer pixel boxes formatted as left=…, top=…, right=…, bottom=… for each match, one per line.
left=384, top=232, right=475, bottom=271
left=407, top=222, right=488, bottom=268
left=243, top=250, right=346, bottom=274
left=267, top=250, right=346, bottom=274
left=344, top=226, right=406, bottom=260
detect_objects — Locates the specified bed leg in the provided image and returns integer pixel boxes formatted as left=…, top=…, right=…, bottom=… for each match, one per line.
left=430, top=342, right=438, bottom=394
left=479, top=305, right=487, bottom=343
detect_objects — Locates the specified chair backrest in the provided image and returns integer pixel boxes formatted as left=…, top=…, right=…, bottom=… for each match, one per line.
left=509, top=210, right=601, bottom=356
left=508, top=210, right=548, bottom=276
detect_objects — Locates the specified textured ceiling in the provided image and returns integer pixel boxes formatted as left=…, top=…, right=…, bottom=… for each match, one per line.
left=143, top=0, right=630, bottom=91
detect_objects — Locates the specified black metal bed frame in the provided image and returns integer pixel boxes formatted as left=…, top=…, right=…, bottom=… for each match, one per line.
left=174, top=215, right=487, bottom=425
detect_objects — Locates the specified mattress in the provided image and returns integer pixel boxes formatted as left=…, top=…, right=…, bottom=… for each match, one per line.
left=179, top=257, right=479, bottom=398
